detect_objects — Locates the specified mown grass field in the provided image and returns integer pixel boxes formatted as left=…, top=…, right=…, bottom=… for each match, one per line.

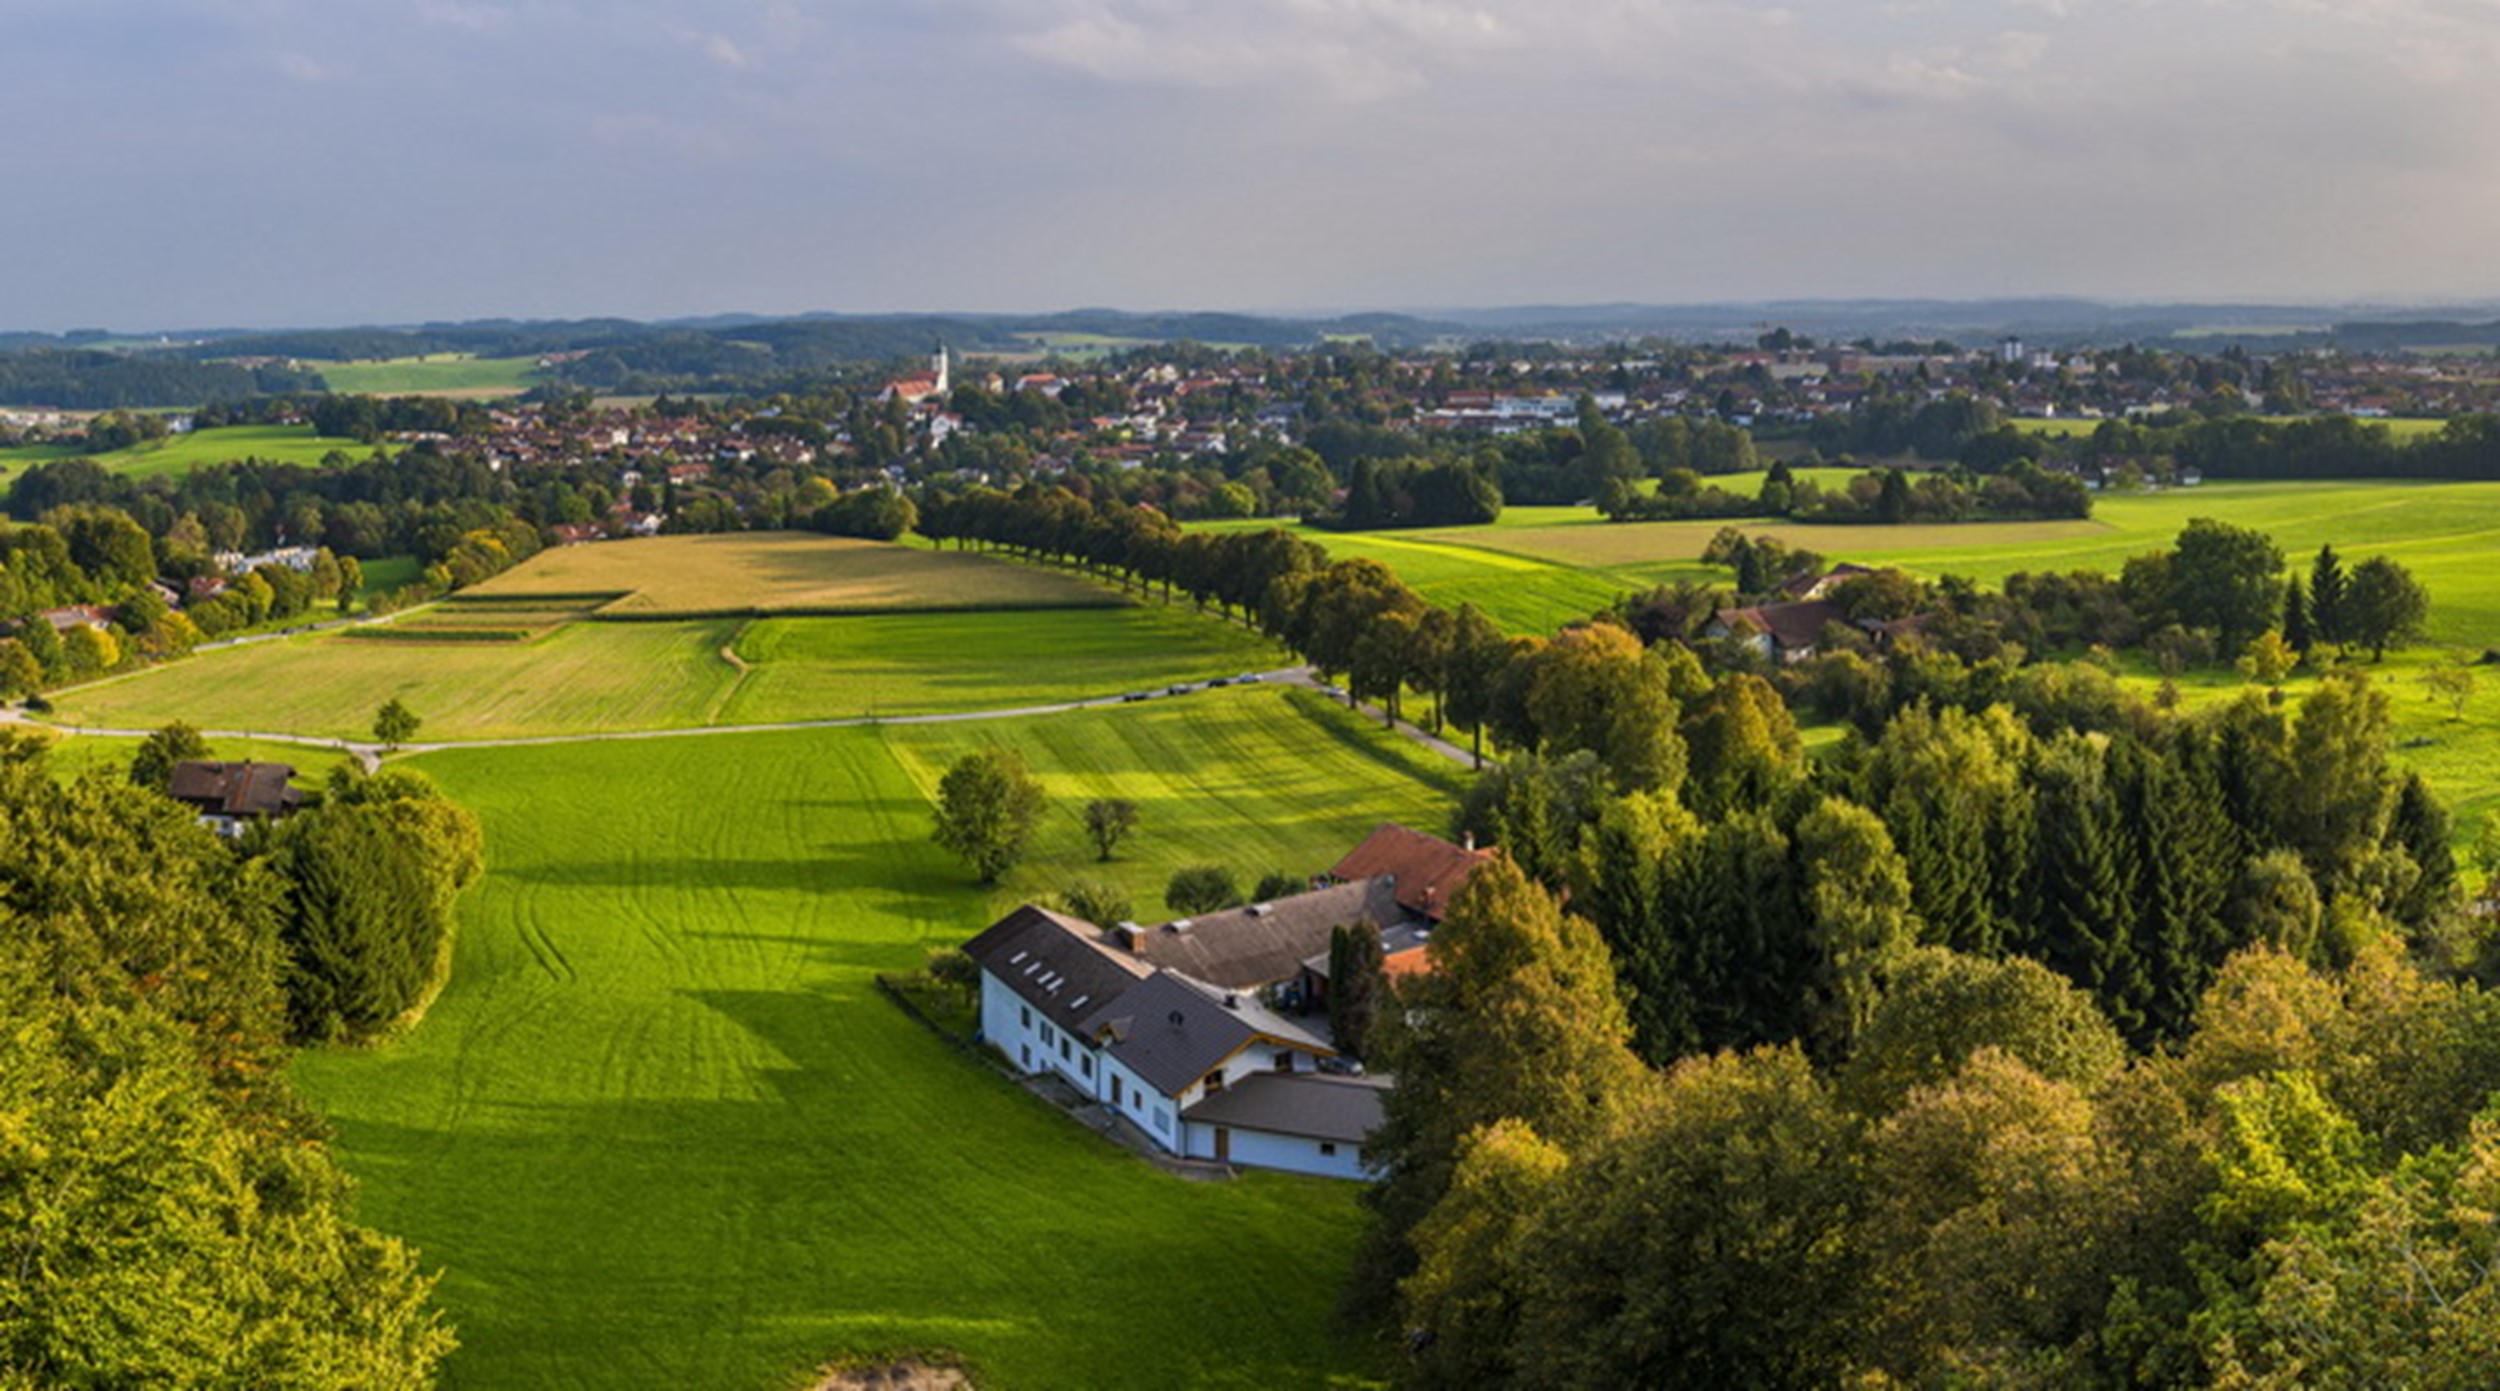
left=308, top=353, right=539, bottom=397
left=57, top=620, right=741, bottom=740
left=1220, top=478, right=2500, bottom=647
left=0, top=424, right=390, bottom=485
left=53, top=599, right=1282, bottom=741
left=292, top=690, right=1454, bottom=1389
left=39, top=731, right=362, bottom=786
left=469, top=534, right=1120, bottom=615
left=716, top=607, right=1282, bottom=724
left=2012, top=415, right=2454, bottom=441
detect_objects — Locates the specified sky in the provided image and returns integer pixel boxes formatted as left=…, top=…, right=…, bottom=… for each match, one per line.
left=6, top=0, right=2500, bottom=330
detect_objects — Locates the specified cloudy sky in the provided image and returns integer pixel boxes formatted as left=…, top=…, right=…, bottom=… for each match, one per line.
left=6, top=0, right=2499, bottom=329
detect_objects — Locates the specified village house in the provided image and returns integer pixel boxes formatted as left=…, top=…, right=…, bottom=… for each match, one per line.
left=959, top=823, right=1488, bottom=1179
left=167, top=760, right=304, bottom=837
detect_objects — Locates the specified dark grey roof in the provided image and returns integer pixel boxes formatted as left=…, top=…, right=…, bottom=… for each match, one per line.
left=962, top=904, right=1150, bottom=1035
left=1123, top=878, right=1410, bottom=989
left=1081, top=972, right=1332, bottom=1099
left=1182, top=1071, right=1390, bottom=1145
left=166, top=761, right=303, bottom=819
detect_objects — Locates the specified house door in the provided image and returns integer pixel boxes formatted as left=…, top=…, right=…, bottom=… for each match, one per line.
left=1110, top=1076, right=1123, bottom=1107
left=1213, top=1127, right=1230, bottom=1162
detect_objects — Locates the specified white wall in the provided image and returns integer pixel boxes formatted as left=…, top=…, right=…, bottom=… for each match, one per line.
left=1100, top=1054, right=1179, bottom=1153
left=979, top=971, right=1103, bottom=1096
left=1181, top=1122, right=1370, bottom=1180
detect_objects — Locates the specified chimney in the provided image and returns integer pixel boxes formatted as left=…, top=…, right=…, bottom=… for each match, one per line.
left=1114, top=922, right=1144, bottom=954
left=1223, top=993, right=1241, bottom=1010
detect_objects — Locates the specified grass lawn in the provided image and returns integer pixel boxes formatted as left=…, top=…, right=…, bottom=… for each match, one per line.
left=52, top=599, right=1283, bottom=741
left=469, top=535, right=1121, bottom=616
left=2012, top=415, right=2454, bottom=442
left=55, top=620, right=743, bottom=740
left=1215, top=479, right=2500, bottom=651
left=292, top=689, right=1455, bottom=1389
left=38, top=731, right=363, bottom=786
left=308, top=353, right=539, bottom=397
left=0, top=424, right=391, bottom=486
left=717, top=606, right=1283, bottom=724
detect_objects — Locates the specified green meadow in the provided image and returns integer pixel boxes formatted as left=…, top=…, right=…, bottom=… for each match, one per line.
left=53, top=601, right=1281, bottom=741
left=291, top=689, right=1454, bottom=1389
left=0, top=423, right=390, bottom=485
left=2012, top=415, right=2454, bottom=441
left=308, top=353, right=539, bottom=397
left=1215, top=478, right=2500, bottom=647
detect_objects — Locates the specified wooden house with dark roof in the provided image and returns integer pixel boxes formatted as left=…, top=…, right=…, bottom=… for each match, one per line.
left=167, top=760, right=304, bottom=837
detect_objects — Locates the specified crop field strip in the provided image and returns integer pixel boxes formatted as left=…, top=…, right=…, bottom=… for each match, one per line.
left=0, top=423, right=392, bottom=484
left=466, top=533, right=1122, bottom=615
left=291, top=689, right=1449, bottom=1388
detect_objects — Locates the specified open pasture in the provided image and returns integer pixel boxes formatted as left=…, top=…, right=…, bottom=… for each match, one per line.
left=308, top=353, right=539, bottom=397
left=1231, top=478, right=2500, bottom=648
left=55, top=619, right=741, bottom=740
left=292, top=690, right=1449, bottom=1389
left=715, top=606, right=1283, bottom=725
left=2, top=424, right=391, bottom=484
left=468, top=534, right=1122, bottom=616
left=54, top=599, right=1281, bottom=741
left=2012, top=415, right=2454, bottom=442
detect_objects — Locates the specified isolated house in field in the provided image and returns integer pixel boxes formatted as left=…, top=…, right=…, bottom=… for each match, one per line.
left=961, top=823, right=1488, bottom=1179
left=167, top=760, right=304, bottom=837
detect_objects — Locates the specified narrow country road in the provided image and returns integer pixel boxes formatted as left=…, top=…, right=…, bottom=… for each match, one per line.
left=8, top=664, right=1486, bottom=772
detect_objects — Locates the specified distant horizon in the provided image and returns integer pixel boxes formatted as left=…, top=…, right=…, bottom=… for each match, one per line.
left=14, top=292, right=2500, bottom=344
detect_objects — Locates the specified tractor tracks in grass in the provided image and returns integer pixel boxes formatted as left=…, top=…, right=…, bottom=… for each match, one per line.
left=11, top=662, right=1484, bottom=774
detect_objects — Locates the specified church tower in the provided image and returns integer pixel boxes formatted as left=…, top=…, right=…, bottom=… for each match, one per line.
left=932, top=342, right=950, bottom=396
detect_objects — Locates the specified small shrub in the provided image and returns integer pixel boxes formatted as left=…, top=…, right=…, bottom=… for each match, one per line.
left=1252, top=870, right=1306, bottom=903
left=1165, top=864, right=1240, bottom=917
left=1055, top=877, right=1133, bottom=928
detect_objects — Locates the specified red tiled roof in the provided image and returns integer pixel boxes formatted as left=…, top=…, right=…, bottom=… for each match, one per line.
left=1329, top=823, right=1492, bottom=924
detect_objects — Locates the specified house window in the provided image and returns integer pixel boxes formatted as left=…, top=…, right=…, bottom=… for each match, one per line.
left=1155, top=1108, right=1171, bottom=1134
left=1081, top=1056, right=1094, bottom=1079
left=1059, top=1038, right=1071, bottom=1061
left=1020, top=1006, right=1030, bottom=1028
left=1319, top=1142, right=1338, bottom=1157
left=1020, top=1045, right=1031, bottom=1067
left=1203, top=1070, right=1226, bottom=1095
left=1111, top=1076, right=1123, bottom=1106
left=1273, top=1050, right=1292, bottom=1072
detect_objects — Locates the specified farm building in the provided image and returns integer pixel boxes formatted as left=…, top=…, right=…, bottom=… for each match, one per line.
left=962, top=822, right=1486, bottom=1179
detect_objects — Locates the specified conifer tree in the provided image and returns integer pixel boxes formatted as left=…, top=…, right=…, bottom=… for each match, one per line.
left=2387, top=771, right=2459, bottom=931
left=2117, top=738, right=2237, bottom=1039
left=2309, top=543, right=2347, bottom=647
left=2032, top=735, right=2150, bottom=1040
left=2282, top=576, right=2313, bottom=655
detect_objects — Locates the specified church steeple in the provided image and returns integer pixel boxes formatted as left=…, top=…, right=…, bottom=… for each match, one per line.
left=932, top=341, right=950, bottom=396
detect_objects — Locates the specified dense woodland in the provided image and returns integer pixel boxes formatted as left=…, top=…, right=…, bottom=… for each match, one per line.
left=0, top=739, right=481, bottom=1383
left=915, top=480, right=2495, bottom=1386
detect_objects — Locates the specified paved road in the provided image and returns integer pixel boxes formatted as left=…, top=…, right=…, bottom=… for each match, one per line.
left=10, top=662, right=1482, bottom=772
